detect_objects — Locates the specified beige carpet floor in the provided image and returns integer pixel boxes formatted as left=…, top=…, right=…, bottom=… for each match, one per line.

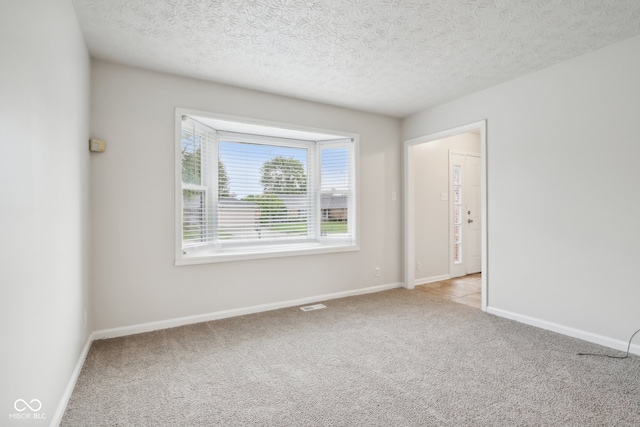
left=62, top=289, right=640, bottom=426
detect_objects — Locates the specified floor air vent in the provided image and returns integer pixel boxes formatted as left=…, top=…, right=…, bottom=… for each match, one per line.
left=300, top=304, right=326, bottom=312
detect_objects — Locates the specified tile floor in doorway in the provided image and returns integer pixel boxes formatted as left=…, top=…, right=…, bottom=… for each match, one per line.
left=415, top=273, right=482, bottom=309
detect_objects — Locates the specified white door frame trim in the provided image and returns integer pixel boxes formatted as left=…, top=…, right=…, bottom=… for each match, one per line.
left=403, top=120, right=488, bottom=311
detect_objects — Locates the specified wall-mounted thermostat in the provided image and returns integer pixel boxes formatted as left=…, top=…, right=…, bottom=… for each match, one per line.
left=89, top=138, right=106, bottom=153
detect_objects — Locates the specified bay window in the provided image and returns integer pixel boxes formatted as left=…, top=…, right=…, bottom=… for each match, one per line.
left=175, top=109, right=358, bottom=265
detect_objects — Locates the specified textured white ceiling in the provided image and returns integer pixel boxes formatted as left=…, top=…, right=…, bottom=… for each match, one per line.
left=71, top=0, right=640, bottom=117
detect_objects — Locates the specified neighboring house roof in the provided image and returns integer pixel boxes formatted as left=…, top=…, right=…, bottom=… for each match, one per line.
left=278, top=195, right=307, bottom=212
left=188, top=196, right=346, bottom=211
left=321, top=194, right=347, bottom=210
left=219, top=198, right=259, bottom=209
left=275, top=194, right=348, bottom=211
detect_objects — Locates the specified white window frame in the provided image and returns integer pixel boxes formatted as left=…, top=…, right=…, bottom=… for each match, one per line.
left=175, top=108, right=359, bottom=265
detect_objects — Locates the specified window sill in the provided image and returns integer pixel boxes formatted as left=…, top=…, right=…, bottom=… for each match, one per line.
left=175, top=241, right=359, bottom=266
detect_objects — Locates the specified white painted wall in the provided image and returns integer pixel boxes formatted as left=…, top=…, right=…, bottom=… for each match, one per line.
left=412, top=133, right=480, bottom=283
left=90, top=60, right=401, bottom=331
left=0, top=0, right=90, bottom=424
left=403, top=35, right=640, bottom=345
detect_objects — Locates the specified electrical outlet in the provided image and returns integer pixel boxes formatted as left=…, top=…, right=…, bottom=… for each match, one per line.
left=374, top=267, right=380, bottom=277
left=416, top=261, right=421, bottom=270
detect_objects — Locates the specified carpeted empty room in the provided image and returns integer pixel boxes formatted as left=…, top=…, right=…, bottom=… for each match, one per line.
left=61, top=289, right=640, bottom=426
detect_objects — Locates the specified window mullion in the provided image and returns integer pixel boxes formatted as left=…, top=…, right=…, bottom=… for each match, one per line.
left=207, top=130, right=219, bottom=245
left=310, top=142, right=320, bottom=239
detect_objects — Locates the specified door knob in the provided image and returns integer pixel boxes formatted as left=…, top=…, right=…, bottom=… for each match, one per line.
left=467, top=219, right=473, bottom=223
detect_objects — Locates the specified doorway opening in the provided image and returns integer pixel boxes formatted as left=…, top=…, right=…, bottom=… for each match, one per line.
left=403, top=121, right=487, bottom=311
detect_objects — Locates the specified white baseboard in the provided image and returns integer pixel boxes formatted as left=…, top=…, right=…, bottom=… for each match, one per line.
left=93, top=282, right=403, bottom=340
left=414, top=274, right=450, bottom=287
left=51, top=332, right=95, bottom=427
left=487, top=307, right=640, bottom=356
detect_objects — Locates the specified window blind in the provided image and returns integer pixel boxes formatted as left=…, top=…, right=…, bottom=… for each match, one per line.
left=319, top=142, right=354, bottom=242
left=217, top=136, right=314, bottom=244
left=181, top=118, right=215, bottom=248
